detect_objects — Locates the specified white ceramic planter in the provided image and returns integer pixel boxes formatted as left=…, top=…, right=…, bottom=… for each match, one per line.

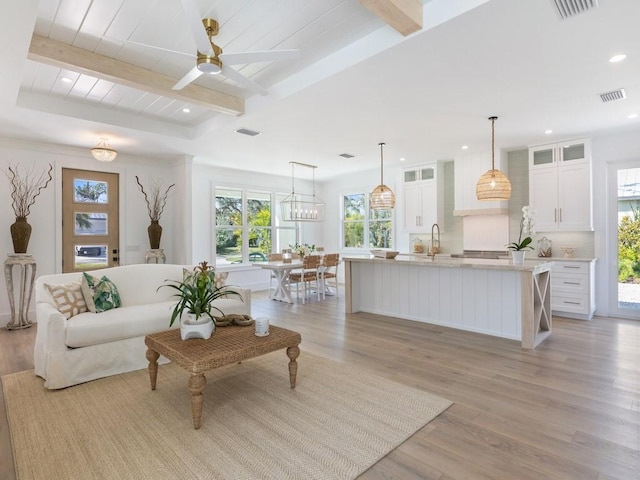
left=180, top=314, right=214, bottom=340
left=511, top=250, right=526, bottom=265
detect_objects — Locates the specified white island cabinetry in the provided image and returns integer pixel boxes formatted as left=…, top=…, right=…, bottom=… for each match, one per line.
left=344, top=256, right=552, bottom=349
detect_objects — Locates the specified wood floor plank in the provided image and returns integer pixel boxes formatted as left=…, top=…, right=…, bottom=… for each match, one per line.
left=1, top=290, right=639, bottom=480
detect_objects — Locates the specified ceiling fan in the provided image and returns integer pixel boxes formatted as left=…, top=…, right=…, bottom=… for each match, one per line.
left=151, top=0, right=300, bottom=95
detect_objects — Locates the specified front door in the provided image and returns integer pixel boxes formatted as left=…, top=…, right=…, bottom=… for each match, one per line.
left=62, top=169, right=119, bottom=273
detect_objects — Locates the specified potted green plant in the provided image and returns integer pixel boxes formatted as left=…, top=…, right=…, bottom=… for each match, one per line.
left=160, top=261, right=241, bottom=340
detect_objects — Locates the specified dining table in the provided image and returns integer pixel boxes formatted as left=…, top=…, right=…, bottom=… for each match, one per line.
left=255, top=260, right=303, bottom=303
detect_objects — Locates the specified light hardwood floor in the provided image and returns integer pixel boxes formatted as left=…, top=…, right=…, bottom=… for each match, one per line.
left=1, top=291, right=639, bottom=479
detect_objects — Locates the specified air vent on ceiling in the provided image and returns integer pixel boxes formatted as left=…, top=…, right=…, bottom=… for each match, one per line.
left=339, top=153, right=355, bottom=158
left=551, top=0, right=599, bottom=19
left=599, top=89, right=627, bottom=103
left=235, top=128, right=261, bottom=137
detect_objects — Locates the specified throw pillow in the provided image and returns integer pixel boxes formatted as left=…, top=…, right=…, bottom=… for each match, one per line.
left=44, top=282, right=87, bottom=319
left=214, top=272, right=229, bottom=289
left=81, top=273, right=122, bottom=313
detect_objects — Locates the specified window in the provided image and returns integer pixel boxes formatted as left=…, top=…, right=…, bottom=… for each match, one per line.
left=215, top=188, right=298, bottom=265
left=342, top=193, right=393, bottom=249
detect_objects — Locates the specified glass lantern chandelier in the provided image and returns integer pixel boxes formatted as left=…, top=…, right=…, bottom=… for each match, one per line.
left=280, top=162, right=326, bottom=222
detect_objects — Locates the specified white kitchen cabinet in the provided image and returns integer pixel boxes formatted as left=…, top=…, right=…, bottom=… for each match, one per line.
left=529, top=139, right=592, bottom=231
left=551, top=260, right=596, bottom=320
left=454, top=150, right=508, bottom=215
left=402, top=164, right=443, bottom=232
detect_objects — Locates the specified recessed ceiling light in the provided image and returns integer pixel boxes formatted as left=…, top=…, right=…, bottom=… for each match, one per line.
left=182, top=107, right=190, bottom=113
left=461, top=145, right=468, bottom=150
left=60, top=77, right=72, bottom=83
left=400, top=157, right=405, bottom=162
left=629, top=113, right=638, bottom=119
left=545, top=129, right=553, bottom=134
left=338, top=153, right=354, bottom=158
left=609, top=54, right=627, bottom=63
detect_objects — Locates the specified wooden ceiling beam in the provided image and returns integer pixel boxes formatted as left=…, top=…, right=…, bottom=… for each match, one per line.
left=28, top=34, right=244, bottom=116
left=359, top=0, right=423, bottom=36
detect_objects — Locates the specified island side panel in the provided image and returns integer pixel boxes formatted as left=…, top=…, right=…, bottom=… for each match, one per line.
left=349, top=259, right=523, bottom=342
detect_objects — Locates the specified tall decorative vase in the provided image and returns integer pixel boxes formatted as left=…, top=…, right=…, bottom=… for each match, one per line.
left=10, top=216, right=32, bottom=254
left=511, top=250, right=526, bottom=265
left=148, top=220, right=162, bottom=249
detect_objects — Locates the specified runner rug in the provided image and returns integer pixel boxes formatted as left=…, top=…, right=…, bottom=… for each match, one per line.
left=2, top=351, right=451, bottom=480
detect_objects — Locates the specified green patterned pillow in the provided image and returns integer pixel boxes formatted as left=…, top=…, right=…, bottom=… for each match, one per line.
left=81, top=273, right=122, bottom=313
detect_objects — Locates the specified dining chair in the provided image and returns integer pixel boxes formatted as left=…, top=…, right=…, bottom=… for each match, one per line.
left=288, top=254, right=321, bottom=304
left=267, top=253, right=283, bottom=299
left=320, top=253, right=340, bottom=299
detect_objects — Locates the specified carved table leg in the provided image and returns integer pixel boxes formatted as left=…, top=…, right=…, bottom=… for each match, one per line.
left=188, top=373, right=207, bottom=430
left=146, top=348, right=160, bottom=390
left=286, top=345, right=300, bottom=389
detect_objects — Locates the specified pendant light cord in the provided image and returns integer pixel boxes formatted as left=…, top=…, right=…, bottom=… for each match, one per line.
left=379, top=142, right=385, bottom=184
left=489, top=116, right=497, bottom=170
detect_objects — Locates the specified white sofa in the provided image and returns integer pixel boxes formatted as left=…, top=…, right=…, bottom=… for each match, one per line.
left=34, top=263, right=251, bottom=389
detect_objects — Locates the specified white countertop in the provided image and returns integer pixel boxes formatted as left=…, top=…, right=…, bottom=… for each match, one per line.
left=343, top=254, right=554, bottom=272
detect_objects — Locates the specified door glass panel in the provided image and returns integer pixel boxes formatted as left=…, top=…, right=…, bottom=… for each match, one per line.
left=74, top=244, right=108, bottom=269
left=562, top=143, right=585, bottom=162
left=404, top=170, right=417, bottom=182
left=74, top=212, right=108, bottom=235
left=617, top=167, right=640, bottom=312
left=420, top=167, right=434, bottom=180
left=74, top=179, right=108, bottom=203
left=533, top=148, right=554, bottom=165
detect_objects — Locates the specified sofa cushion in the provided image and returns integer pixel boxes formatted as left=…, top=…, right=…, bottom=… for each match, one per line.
left=65, top=302, right=176, bottom=348
left=44, top=282, right=87, bottom=319
left=82, top=273, right=122, bottom=313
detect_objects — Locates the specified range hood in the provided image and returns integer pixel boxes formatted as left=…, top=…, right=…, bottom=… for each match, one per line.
left=453, top=207, right=509, bottom=216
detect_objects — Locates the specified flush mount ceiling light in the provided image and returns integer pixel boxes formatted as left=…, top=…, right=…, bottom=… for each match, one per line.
left=280, top=162, right=326, bottom=222
left=91, top=137, right=118, bottom=162
left=370, top=142, right=395, bottom=210
left=476, top=116, right=511, bottom=201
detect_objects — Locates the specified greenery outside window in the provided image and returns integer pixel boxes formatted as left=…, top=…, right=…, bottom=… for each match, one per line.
left=342, top=193, right=393, bottom=249
left=215, top=188, right=298, bottom=265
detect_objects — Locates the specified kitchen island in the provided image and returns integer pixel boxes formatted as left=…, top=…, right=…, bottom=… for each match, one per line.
left=343, top=255, right=553, bottom=349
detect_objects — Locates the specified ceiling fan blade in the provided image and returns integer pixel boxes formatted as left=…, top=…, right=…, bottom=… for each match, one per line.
left=172, top=66, right=203, bottom=90
left=220, top=49, right=300, bottom=66
left=115, top=38, right=193, bottom=58
left=222, top=65, right=269, bottom=96
left=180, top=0, right=214, bottom=55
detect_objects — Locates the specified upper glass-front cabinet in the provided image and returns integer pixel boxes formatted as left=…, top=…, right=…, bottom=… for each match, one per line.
left=530, top=139, right=588, bottom=168
left=403, top=165, right=435, bottom=183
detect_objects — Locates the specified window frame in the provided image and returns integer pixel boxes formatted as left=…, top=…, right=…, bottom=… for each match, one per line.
left=214, top=186, right=298, bottom=265
left=340, top=191, right=394, bottom=252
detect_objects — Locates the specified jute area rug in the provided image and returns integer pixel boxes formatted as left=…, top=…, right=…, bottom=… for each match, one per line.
left=2, top=351, right=451, bottom=480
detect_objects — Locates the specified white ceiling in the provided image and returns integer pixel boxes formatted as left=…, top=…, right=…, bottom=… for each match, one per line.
left=1, top=0, right=639, bottom=181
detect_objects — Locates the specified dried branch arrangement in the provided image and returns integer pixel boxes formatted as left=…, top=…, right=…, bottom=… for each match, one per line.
left=135, top=176, right=175, bottom=221
left=4, top=163, right=53, bottom=217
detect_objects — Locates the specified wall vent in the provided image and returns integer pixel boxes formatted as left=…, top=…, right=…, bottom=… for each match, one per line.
left=551, top=0, right=599, bottom=19
left=339, top=153, right=355, bottom=158
left=234, top=128, right=261, bottom=136
left=599, top=88, right=627, bottom=103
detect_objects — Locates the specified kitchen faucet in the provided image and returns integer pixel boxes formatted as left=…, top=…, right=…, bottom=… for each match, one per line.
left=431, top=223, right=440, bottom=259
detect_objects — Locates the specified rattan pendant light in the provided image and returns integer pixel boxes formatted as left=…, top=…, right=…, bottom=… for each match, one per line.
left=370, top=142, right=395, bottom=210
left=476, top=116, right=511, bottom=201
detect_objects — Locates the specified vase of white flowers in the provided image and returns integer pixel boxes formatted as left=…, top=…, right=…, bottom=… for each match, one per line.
left=290, top=243, right=315, bottom=257
left=508, top=206, right=535, bottom=265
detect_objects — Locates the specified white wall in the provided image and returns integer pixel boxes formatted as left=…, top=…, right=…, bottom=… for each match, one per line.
left=0, top=138, right=177, bottom=327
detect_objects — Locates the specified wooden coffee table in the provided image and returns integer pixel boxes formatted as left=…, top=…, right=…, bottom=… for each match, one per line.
left=145, top=325, right=302, bottom=429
